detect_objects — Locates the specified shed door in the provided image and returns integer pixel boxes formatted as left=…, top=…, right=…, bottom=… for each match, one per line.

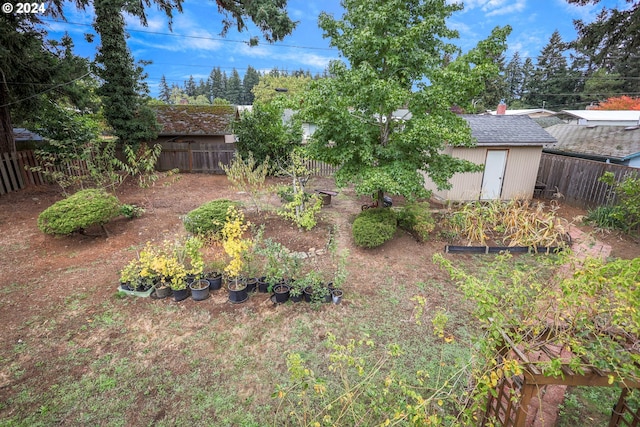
left=481, top=150, right=508, bottom=200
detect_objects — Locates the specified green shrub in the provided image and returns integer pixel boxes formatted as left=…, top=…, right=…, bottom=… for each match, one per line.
left=352, top=208, right=397, bottom=248
left=183, top=199, right=237, bottom=237
left=37, top=189, right=121, bottom=235
left=585, top=205, right=626, bottom=230
left=397, top=202, right=435, bottom=241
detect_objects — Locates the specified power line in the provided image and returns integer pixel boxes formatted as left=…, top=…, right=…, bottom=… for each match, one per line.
left=0, top=71, right=92, bottom=108
left=40, top=18, right=337, bottom=52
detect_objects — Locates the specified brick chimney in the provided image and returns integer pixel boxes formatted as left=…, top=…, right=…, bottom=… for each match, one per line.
left=497, top=100, right=507, bottom=115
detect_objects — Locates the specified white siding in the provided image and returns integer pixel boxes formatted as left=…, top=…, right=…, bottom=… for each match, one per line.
left=422, top=146, right=543, bottom=201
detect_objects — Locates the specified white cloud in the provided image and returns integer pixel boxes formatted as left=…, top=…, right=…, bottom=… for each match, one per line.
left=456, top=0, right=526, bottom=16
left=485, top=0, right=526, bottom=17
left=236, top=44, right=334, bottom=69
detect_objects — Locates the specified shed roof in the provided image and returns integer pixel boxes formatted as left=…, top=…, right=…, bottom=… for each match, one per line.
left=544, top=123, right=640, bottom=161
left=460, top=114, right=557, bottom=146
left=154, top=105, right=236, bottom=136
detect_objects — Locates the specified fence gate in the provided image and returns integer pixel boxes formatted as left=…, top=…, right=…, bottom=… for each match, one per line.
left=157, top=141, right=236, bottom=173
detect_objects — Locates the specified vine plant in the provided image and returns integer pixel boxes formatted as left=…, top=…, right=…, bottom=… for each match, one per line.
left=434, top=251, right=640, bottom=413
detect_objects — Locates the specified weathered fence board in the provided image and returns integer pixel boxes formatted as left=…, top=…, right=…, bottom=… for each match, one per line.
left=536, top=153, right=639, bottom=208
left=157, top=141, right=235, bottom=173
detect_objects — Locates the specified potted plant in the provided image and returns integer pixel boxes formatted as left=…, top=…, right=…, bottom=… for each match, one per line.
left=330, top=249, right=349, bottom=304
left=258, top=238, right=287, bottom=293
left=119, top=258, right=142, bottom=291
left=300, top=270, right=327, bottom=303
left=182, top=237, right=209, bottom=301
left=222, top=206, right=250, bottom=303
left=288, top=278, right=306, bottom=302
left=204, top=259, right=226, bottom=291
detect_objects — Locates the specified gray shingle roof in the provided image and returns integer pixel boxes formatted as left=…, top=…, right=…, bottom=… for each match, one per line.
left=544, top=123, right=640, bottom=161
left=460, top=115, right=557, bottom=145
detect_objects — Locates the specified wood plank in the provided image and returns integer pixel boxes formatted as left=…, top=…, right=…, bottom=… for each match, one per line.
left=0, top=153, right=9, bottom=194
left=11, top=152, right=25, bottom=189
left=2, top=152, right=20, bottom=192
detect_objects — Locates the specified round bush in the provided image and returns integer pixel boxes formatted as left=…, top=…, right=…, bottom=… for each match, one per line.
left=183, top=199, right=237, bottom=236
left=37, top=189, right=121, bottom=235
left=352, top=208, right=397, bottom=248
left=397, top=202, right=435, bottom=242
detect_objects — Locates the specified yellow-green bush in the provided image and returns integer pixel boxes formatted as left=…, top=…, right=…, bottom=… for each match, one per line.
left=37, top=189, right=120, bottom=235
left=183, top=199, right=237, bottom=237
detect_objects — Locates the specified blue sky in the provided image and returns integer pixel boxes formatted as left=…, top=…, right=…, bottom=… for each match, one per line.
left=40, top=0, right=627, bottom=99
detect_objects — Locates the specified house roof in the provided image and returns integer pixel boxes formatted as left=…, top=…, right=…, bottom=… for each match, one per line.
left=460, top=114, right=557, bottom=146
left=154, top=105, right=236, bottom=136
left=486, top=108, right=557, bottom=116
left=544, top=123, right=640, bottom=161
left=13, top=128, right=43, bottom=141
left=559, top=110, right=640, bottom=123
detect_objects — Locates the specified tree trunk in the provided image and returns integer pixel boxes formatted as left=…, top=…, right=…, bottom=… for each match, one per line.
left=0, top=73, right=16, bottom=154
left=377, top=189, right=384, bottom=206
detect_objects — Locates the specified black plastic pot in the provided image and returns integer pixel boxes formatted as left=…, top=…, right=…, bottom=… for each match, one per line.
left=273, top=284, right=290, bottom=303
left=173, top=287, right=190, bottom=302
left=154, top=284, right=172, bottom=299
left=227, top=280, right=248, bottom=304
left=190, top=279, right=210, bottom=301
left=245, top=277, right=258, bottom=293
left=206, top=273, right=223, bottom=290
left=257, top=277, right=269, bottom=293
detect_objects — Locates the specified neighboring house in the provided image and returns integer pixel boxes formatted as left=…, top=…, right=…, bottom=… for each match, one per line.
left=13, top=128, right=44, bottom=143
left=423, top=115, right=557, bottom=201
left=151, top=105, right=237, bottom=173
left=558, top=110, right=640, bottom=127
left=486, top=108, right=557, bottom=118
left=543, top=123, right=640, bottom=168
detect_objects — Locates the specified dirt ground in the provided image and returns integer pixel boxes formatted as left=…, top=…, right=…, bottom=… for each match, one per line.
left=0, top=173, right=638, bottom=424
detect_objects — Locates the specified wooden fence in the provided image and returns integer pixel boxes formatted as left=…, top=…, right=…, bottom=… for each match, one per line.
left=0, top=150, right=45, bottom=194
left=157, top=141, right=236, bottom=174
left=1, top=145, right=338, bottom=195
left=536, top=153, right=639, bottom=209
left=305, top=159, right=338, bottom=177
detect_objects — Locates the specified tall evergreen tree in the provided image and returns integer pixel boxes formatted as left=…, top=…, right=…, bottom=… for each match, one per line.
left=210, top=67, right=226, bottom=100
left=242, top=66, right=260, bottom=105
left=93, top=0, right=159, bottom=146
left=527, top=31, right=574, bottom=109
left=226, top=69, right=242, bottom=104
left=159, top=75, right=171, bottom=103
left=504, top=52, right=524, bottom=104
left=519, top=58, right=535, bottom=107
left=185, top=75, right=197, bottom=97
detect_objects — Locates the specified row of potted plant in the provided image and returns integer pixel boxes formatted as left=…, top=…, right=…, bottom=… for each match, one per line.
left=119, top=206, right=349, bottom=305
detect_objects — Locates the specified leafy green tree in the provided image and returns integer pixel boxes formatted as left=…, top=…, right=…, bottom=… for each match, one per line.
left=0, top=13, right=93, bottom=153
left=303, top=0, right=510, bottom=203
left=251, top=74, right=312, bottom=106
left=233, top=101, right=302, bottom=165
left=242, top=66, right=260, bottom=104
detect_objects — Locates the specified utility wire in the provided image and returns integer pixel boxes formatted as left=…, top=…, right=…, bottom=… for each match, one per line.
left=40, top=18, right=337, bottom=52
left=0, top=71, right=92, bottom=108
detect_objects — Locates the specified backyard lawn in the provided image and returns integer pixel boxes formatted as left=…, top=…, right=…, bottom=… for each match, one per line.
left=0, top=173, right=638, bottom=426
